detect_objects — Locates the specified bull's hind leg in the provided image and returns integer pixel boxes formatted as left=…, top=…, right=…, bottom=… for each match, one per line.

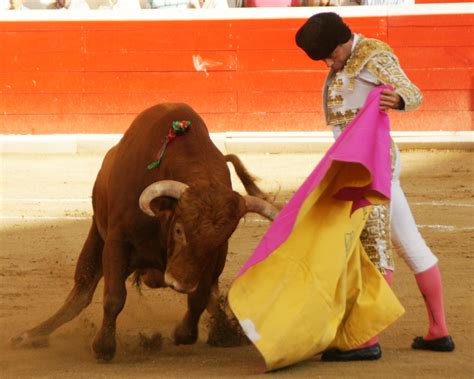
left=11, top=220, right=104, bottom=348
left=92, top=237, right=129, bottom=361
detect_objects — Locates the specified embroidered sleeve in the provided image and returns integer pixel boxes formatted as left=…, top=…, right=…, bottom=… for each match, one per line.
left=366, top=53, right=423, bottom=112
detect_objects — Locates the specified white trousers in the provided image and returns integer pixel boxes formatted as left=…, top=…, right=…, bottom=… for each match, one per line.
left=390, top=147, right=438, bottom=273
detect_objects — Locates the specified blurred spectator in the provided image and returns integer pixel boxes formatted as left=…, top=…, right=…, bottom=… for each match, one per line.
left=302, top=0, right=358, bottom=4
left=112, top=0, right=142, bottom=9
left=3, top=0, right=243, bottom=9
left=245, top=0, right=294, bottom=5
left=226, top=0, right=242, bottom=6
left=58, top=0, right=90, bottom=9
left=188, top=0, right=229, bottom=8
left=5, top=0, right=145, bottom=9
left=5, top=0, right=29, bottom=9
left=100, top=0, right=142, bottom=9
left=361, top=0, right=407, bottom=4
left=148, top=0, right=189, bottom=7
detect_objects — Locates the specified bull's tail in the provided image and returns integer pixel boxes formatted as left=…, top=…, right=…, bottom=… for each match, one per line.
left=225, top=154, right=279, bottom=206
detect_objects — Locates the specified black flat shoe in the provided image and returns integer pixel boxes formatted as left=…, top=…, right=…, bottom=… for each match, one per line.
left=412, top=336, right=455, bottom=352
left=321, top=343, right=382, bottom=361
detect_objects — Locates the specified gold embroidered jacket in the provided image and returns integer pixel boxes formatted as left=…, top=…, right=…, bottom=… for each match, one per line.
left=323, top=34, right=423, bottom=135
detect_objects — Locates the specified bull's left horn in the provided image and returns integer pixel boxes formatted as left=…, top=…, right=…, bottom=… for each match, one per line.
left=139, top=180, right=189, bottom=216
left=243, top=195, right=279, bottom=221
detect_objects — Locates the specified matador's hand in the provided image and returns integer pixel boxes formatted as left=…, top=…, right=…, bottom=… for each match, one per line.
left=379, top=89, right=403, bottom=111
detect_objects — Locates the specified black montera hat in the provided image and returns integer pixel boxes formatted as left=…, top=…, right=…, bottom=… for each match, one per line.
left=295, top=12, right=352, bottom=61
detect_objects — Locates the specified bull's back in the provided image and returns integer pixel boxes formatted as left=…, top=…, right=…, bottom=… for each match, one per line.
left=98, top=103, right=230, bottom=225
left=115, top=103, right=225, bottom=181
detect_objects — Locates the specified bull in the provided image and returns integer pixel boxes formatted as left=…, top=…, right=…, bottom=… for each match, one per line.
left=11, top=103, right=278, bottom=361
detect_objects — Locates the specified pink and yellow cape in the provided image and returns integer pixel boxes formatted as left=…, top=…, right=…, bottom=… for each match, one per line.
left=228, top=86, right=405, bottom=371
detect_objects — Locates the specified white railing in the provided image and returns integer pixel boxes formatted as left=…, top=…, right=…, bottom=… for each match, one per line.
left=1, top=3, right=473, bottom=21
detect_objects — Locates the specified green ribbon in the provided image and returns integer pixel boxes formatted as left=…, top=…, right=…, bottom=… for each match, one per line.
left=147, top=120, right=191, bottom=170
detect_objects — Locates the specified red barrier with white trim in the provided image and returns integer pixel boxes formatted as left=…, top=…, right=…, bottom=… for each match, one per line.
left=0, top=5, right=472, bottom=134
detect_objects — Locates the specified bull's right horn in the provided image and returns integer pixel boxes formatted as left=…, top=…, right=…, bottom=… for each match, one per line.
left=243, top=195, right=279, bottom=221
left=139, top=180, right=189, bottom=216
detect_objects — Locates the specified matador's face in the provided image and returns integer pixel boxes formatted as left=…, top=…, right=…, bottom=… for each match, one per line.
left=324, top=39, right=353, bottom=72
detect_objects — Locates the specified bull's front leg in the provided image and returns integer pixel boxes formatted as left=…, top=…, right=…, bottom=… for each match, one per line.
left=173, top=281, right=212, bottom=345
left=92, top=238, right=129, bottom=361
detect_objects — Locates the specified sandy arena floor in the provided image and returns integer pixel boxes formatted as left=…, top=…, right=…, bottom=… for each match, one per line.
left=0, top=150, right=473, bottom=378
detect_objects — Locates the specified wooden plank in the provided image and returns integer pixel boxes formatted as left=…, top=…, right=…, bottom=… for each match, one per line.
left=81, top=71, right=236, bottom=93
left=0, top=51, right=83, bottom=72
left=2, top=69, right=470, bottom=97
left=204, top=111, right=328, bottom=132
left=0, top=114, right=135, bottom=134
left=419, top=90, right=474, bottom=111
left=390, top=111, right=473, bottom=131
left=83, top=21, right=233, bottom=52
left=83, top=50, right=237, bottom=72
left=237, top=49, right=324, bottom=71
left=0, top=72, right=84, bottom=93
left=395, top=47, right=474, bottom=69
left=1, top=110, right=470, bottom=134
left=236, top=71, right=327, bottom=92
left=0, top=71, right=236, bottom=93
left=238, top=91, right=322, bottom=113
left=237, top=89, right=473, bottom=113
left=5, top=47, right=468, bottom=72
left=3, top=89, right=470, bottom=117
left=0, top=21, right=84, bottom=32
left=233, top=17, right=388, bottom=50
left=237, top=46, right=474, bottom=71
left=390, top=12, right=474, bottom=23
left=388, top=26, right=474, bottom=47
left=1, top=30, right=83, bottom=53
left=407, top=68, right=473, bottom=90
left=231, top=17, right=386, bottom=35
left=1, top=92, right=237, bottom=114
left=238, top=69, right=471, bottom=92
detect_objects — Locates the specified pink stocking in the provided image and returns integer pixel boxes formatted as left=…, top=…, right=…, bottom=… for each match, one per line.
left=415, top=264, right=449, bottom=340
left=358, top=269, right=394, bottom=348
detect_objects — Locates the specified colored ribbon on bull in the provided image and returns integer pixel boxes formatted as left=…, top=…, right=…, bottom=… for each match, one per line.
left=228, top=86, right=405, bottom=371
left=147, top=121, right=191, bottom=170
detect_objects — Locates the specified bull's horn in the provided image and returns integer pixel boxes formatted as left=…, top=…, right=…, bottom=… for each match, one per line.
left=244, top=195, right=279, bottom=221
left=139, top=180, right=189, bottom=216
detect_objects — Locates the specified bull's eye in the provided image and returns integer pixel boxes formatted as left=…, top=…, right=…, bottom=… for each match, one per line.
left=173, top=223, right=186, bottom=244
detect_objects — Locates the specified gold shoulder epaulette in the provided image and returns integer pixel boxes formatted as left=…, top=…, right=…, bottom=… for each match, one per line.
left=344, top=36, right=393, bottom=77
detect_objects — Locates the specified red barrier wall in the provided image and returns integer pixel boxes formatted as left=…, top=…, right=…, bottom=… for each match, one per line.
left=0, top=8, right=473, bottom=134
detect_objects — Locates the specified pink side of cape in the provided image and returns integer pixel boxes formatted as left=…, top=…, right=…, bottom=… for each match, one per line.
left=237, top=86, right=392, bottom=278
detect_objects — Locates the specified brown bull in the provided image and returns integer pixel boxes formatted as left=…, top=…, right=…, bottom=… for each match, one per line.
left=11, top=103, right=277, bottom=361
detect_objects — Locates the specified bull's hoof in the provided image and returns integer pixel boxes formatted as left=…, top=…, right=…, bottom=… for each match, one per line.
left=173, top=324, right=198, bottom=345
left=92, top=343, right=116, bottom=362
left=10, top=333, right=49, bottom=348
left=92, top=334, right=116, bottom=362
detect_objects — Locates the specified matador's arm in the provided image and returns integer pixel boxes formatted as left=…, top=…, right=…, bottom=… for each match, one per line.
left=366, top=54, right=423, bottom=112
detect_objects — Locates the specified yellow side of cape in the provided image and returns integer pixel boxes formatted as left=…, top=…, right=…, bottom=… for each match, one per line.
left=229, top=162, right=404, bottom=371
